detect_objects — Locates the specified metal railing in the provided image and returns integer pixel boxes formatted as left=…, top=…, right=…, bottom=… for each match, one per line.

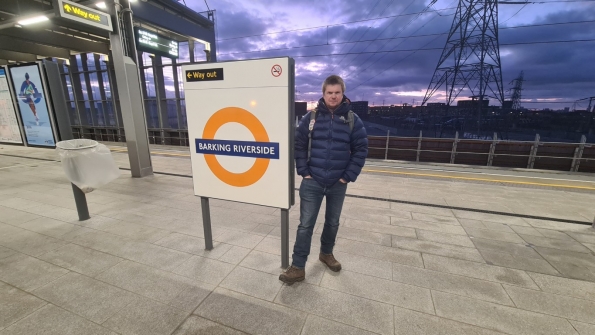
left=72, top=126, right=595, bottom=173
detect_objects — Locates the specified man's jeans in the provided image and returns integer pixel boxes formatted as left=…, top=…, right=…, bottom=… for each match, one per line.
left=291, top=178, right=348, bottom=269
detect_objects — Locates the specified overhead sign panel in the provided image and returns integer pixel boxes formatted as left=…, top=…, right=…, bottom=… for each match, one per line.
left=183, top=58, right=295, bottom=209
left=56, top=0, right=113, bottom=32
left=135, top=28, right=179, bottom=59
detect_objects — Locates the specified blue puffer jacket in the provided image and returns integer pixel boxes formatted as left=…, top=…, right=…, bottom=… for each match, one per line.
left=295, top=96, right=368, bottom=187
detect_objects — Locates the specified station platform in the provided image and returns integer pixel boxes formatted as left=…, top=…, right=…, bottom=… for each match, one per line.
left=2, top=143, right=595, bottom=335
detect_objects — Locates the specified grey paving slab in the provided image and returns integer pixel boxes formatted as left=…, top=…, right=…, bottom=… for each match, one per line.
left=218, top=246, right=251, bottom=265
left=535, top=228, right=575, bottom=241
left=275, top=283, right=394, bottom=335
left=219, top=266, right=283, bottom=301
left=341, top=210, right=391, bottom=224
left=250, top=223, right=275, bottom=236
left=173, top=255, right=236, bottom=285
left=344, top=205, right=413, bottom=221
left=154, top=232, right=232, bottom=259
left=479, top=249, right=560, bottom=275
left=196, top=287, right=307, bottom=335
left=96, top=260, right=213, bottom=311
left=0, top=254, right=69, bottom=292
left=102, top=296, right=188, bottom=335
left=95, top=221, right=171, bottom=243
left=416, top=229, right=475, bottom=248
left=569, top=320, right=595, bottom=335
left=504, top=284, right=595, bottom=325
left=17, top=217, right=79, bottom=239
left=0, top=206, right=40, bottom=226
left=534, top=247, right=595, bottom=281
left=0, top=246, right=16, bottom=260
left=320, top=269, right=434, bottom=313
left=453, top=211, right=531, bottom=226
left=343, top=218, right=417, bottom=238
left=411, top=212, right=460, bottom=225
left=423, top=254, right=539, bottom=289
left=32, top=272, right=137, bottom=324
left=172, top=315, right=247, bottom=335
left=520, top=234, right=592, bottom=253
left=392, top=235, right=485, bottom=263
left=391, top=202, right=456, bottom=217
left=214, top=230, right=265, bottom=249
left=529, top=272, right=595, bottom=301
left=465, top=226, right=526, bottom=244
left=38, top=243, right=122, bottom=277
left=391, top=219, right=468, bottom=235
left=331, top=251, right=393, bottom=280
left=567, top=232, right=595, bottom=244
left=392, top=263, right=514, bottom=305
left=0, top=223, right=68, bottom=257
left=335, top=226, right=392, bottom=246
left=433, top=290, right=578, bottom=335
left=0, top=304, right=117, bottom=335
left=334, top=239, right=424, bottom=267
left=509, top=225, right=544, bottom=237
left=301, top=315, right=378, bottom=335
left=63, top=228, right=192, bottom=272
left=472, top=237, right=543, bottom=259
left=0, top=281, right=46, bottom=331
left=394, top=306, right=505, bottom=335
left=458, top=218, right=516, bottom=233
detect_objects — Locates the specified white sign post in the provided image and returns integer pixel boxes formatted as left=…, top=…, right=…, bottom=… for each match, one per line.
left=183, top=57, right=295, bottom=267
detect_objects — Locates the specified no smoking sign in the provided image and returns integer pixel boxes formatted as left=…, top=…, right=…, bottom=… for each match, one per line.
left=271, top=64, right=282, bottom=77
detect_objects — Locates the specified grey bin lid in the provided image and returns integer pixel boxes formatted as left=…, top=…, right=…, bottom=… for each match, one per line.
left=56, top=139, right=99, bottom=150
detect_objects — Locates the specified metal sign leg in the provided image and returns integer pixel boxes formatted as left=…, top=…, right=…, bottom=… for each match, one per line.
left=281, top=209, right=290, bottom=268
left=71, top=183, right=90, bottom=221
left=201, top=197, right=213, bottom=250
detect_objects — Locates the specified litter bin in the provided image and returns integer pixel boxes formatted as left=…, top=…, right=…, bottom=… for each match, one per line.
left=56, top=139, right=120, bottom=193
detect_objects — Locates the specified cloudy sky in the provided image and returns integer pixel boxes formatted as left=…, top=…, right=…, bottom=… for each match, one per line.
left=183, top=0, right=595, bottom=110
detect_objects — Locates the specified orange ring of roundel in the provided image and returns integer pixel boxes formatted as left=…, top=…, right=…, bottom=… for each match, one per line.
left=202, top=107, right=270, bottom=187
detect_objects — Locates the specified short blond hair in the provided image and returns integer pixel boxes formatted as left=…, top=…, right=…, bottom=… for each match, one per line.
left=322, top=75, right=345, bottom=94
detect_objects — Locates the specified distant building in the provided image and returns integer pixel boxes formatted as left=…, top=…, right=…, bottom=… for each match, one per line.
left=295, top=102, right=308, bottom=118
left=427, top=102, right=446, bottom=107
left=350, top=101, right=369, bottom=118
left=457, top=99, right=489, bottom=108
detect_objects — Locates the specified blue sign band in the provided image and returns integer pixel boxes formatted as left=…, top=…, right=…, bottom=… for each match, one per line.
left=196, top=139, right=280, bottom=159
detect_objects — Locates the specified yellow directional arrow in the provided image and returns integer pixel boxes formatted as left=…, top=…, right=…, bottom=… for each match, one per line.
left=64, top=4, right=72, bottom=12
left=187, top=72, right=192, bottom=79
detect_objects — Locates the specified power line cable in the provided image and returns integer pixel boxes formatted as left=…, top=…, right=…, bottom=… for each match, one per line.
left=288, top=38, right=595, bottom=58
left=338, top=0, right=419, bottom=75
left=216, top=19, right=595, bottom=56
left=328, top=0, right=385, bottom=74
left=216, top=6, right=457, bottom=41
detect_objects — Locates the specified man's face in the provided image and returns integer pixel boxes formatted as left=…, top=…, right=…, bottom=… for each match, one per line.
left=323, top=84, right=343, bottom=110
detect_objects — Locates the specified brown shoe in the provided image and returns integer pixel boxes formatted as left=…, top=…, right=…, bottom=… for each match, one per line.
left=319, top=253, right=341, bottom=272
left=279, top=266, right=305, bottom=284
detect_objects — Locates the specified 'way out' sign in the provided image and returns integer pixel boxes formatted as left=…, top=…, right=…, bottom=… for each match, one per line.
left=183, top=58, right=295, bottom=209
left=55, top=0, right=113, bottom=32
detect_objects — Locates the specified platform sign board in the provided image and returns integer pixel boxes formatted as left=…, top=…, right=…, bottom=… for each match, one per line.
left=183, top=57, right=295, bottom=209
left=0, top=68, right=24, bottom=144
left=55, top=0, right=113, bottom=32
left=135, top=28, right=179, bottom=59
left=8, top=63, right=57, bottom=148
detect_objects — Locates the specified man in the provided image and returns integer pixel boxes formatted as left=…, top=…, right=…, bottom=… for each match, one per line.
left=279, top=75, right=368, bottom=283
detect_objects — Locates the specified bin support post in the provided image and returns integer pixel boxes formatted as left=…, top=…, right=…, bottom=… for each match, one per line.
left=281, top=209, right=290, bottom=268
left=201, top=197, right=213, bottom=250
left=72, top=183, right=90, bottom=221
